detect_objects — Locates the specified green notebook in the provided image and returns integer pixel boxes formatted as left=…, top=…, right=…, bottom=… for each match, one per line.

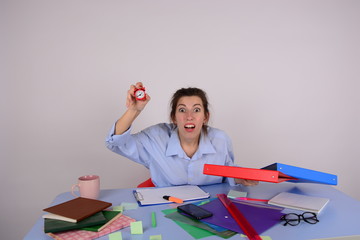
left=81, top=211, right=122, bottom=232
left=44, top=211, right=107, bottom=233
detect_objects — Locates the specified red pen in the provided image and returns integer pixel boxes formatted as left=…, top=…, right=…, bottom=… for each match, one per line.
left=163, top=195, right=184, bottom=204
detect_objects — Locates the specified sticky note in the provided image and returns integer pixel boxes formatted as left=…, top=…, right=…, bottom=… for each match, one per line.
left=240, top=234, right=272, bottom=240
left=109, top=231, right=122, bottom=240
left=260, top=236, right=272, bottom=240
left=227, top=190, right=247, bottom=199
left=150, top=235, right=162, bottom=240
left=121, top=202, right=138, bottom=210
left=112, top=205, right=124, bottom=212
left=130, top=221, right=143, bottom=234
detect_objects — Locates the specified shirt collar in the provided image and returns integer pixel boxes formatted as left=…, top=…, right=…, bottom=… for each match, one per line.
left=165, top=127, right=216, bottom=159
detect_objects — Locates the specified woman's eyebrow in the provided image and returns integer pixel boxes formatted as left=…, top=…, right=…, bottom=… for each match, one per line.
left=177, top=103, right=202, bottom=108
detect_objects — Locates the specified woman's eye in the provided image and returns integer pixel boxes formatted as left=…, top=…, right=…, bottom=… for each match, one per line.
left=194, top=108, right=201, bottom=112
left=178, top=108, right=186, bottom=113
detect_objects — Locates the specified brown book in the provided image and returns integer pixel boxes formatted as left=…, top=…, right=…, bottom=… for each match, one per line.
left=43, top=197, right=112, bottom=222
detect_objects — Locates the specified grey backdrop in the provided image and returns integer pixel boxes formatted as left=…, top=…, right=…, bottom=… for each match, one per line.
left=2, top=1, right=360, bottom=239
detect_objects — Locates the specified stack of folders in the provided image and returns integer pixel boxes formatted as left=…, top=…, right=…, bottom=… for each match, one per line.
left=203, top=163, right=338, bottom=185
left=163, top=196, right=285, bottom=239
left=43, top=197, right=135, bottom=240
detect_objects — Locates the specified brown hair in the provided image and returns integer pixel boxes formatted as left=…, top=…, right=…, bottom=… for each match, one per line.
left=170, top=87, right=210, bottom=134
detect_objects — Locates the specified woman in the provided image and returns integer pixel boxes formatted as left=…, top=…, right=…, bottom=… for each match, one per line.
left=106, top=82, right=258, bottom=187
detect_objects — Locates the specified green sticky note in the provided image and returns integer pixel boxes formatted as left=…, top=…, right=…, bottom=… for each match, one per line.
left=149, top=235, right=162, bottom=240
left=109, top=231, right=122, bottom=240
left=240, top=234, right=272, bottom=240
left=121, top=202, right=138, bottom=210
left=112, top=205, right=124, bottom=212
left=130, top=221, right=143, bottom=234
left=227, top=190, right=247, bottom=199
left=260, top=236, right=272, bottom=240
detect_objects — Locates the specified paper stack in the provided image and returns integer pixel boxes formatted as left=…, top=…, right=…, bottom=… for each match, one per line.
left=268, top=192, right=330, bottom=214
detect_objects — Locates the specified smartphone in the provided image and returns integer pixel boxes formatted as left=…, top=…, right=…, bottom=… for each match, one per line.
left=177, top=203, right=213, bottom=220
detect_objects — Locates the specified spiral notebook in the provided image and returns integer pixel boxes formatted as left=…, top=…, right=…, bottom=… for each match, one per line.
left=134, top=185, right=210, bottom=206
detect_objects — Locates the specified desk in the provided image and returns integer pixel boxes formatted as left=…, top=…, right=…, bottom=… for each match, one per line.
left=24, top=182, right=360, bottom=240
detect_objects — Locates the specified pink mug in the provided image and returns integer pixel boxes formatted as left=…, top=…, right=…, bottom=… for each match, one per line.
left=71, top=175, right=100, bottom=199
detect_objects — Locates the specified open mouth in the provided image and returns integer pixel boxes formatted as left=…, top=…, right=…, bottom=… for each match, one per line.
left=184, top=124, right=195, bottom=130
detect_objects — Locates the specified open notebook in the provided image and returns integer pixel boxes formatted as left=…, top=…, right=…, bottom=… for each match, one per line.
left=134, top=185, right=210, bottom=206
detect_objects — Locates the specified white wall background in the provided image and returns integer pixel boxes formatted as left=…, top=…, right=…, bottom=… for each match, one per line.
left=2, top=1, right=359, bottom=239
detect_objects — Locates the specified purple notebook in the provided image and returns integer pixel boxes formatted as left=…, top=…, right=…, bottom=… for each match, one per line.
left=199, top=198, right=284, bottom=234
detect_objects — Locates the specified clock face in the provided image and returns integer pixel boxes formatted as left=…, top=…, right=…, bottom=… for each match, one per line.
left=136, top=90, right=145, bottom=98
left=135, top=89, right=146, bottom=100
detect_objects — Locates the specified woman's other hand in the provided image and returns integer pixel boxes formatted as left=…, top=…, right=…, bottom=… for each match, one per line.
left=234, top=178, right=259, bottom=186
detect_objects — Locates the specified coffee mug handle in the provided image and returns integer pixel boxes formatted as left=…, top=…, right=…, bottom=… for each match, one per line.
left=71, top=184, right=80, bottom=197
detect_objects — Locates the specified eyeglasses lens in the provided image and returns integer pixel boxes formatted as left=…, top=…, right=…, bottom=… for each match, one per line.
left=302, top=212, right=319, bottom=224
left=283, top=213, right=300, bottom=226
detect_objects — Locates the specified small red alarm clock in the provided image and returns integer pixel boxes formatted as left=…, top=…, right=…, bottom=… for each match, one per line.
left=134, top=87, right=146, bottom=101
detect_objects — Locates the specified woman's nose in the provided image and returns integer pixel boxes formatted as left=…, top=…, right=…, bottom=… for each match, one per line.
left=186, top=112, right=194, bottom=120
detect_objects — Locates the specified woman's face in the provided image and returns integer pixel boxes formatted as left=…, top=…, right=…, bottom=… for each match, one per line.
left=173, top=96, right=208, bottom=142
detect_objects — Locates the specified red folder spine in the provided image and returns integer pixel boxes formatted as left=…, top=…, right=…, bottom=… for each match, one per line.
left=217, top=194, right=262, bottom=240
left=203, top=164, right=283, bottom=183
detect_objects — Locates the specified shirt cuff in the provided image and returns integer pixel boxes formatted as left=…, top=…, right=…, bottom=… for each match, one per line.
left=106, top=123, right=132, bottom=145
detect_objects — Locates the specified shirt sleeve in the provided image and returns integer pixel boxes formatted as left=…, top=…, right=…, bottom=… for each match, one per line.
left=105, top=123, right=150, bottom=167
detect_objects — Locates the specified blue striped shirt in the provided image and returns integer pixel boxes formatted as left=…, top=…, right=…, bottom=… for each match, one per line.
left=106, top=123, right=235, bottom=187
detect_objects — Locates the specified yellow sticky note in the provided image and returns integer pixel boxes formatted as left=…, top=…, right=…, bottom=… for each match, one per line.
left=260, top=236, right=272, bottom=240
left=112, top=205, right=124, bottom=212
left=109, top=231, right=122, bottom=240
left=240, top=234, right=272, bottom=240
left=130, top=221, right=143, bottom=234
left=150, top=235, right=162, bottom=240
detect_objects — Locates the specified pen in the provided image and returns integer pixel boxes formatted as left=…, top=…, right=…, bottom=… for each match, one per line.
left=163, top=195, right=184, bottom=204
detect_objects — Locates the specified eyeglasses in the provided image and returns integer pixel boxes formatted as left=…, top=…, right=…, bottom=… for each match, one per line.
left=280, top=212, right=319, bottom=226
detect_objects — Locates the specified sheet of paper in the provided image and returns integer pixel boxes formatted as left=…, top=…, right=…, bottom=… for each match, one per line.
left=163, top=209, right=236, bottom=239
left=162, top=208, right=214, bottom=239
